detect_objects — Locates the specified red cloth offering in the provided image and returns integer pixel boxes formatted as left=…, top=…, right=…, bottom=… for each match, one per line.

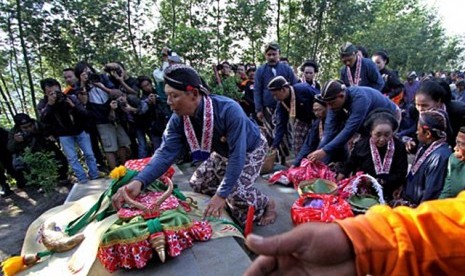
left=124, top=158, right=176, bottom=184
left=291, top=194, right=353, bottom=225
left=269, top=159, right=336, bottom=189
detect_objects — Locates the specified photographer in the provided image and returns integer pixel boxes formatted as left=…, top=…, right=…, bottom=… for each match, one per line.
left=107, top=95, right=131, bottom=165
left=136, top=76, right=169, bottom=156
left=0, top=126, right=26, bottom=196
left=105, top=62, right=139, bottom=96
left=7, top=113, right=69, bottom=186
left=37, top=78, right=101, bottom=184
left=113, top=92, right=140, bottom=158
left=74, top=61, right=129, bottom=170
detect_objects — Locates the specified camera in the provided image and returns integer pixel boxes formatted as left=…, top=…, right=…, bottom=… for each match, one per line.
left=55, top=90, right=67, bottom=103
left=104, top=65, right=122, bottom=78
left=18, top=130, right=31, bottom=140
left=87, top=72, right=101, bottom=83
left=117, top=98, right=127, bottom=108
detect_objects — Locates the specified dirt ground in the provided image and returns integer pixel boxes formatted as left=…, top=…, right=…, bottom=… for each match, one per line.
left=0, top=185, right=72, bottom=262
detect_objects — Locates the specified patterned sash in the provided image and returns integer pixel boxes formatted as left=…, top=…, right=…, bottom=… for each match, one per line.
left=346, top=54, right=362, bottom=86
left=183, top=96, right=214, bottom=161
left=281, top=86, right=296, bottom=124
left=409, top=138, right=447, bottom=176
left=370, top=138, right=395, bottom=175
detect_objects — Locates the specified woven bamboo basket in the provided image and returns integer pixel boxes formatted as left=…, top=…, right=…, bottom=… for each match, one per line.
left=260, top=149, right=277, bottom=174
left=297, top=178, right=338, bottom=196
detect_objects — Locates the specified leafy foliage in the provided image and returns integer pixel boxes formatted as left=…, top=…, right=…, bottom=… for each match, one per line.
left=210, top=76, right=243, bottom=100
left=0, top=0, right=463, bottom=124
left=22, top=147, right=61, bottom=194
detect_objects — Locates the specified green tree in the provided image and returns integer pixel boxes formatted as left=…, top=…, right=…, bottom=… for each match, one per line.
left=224, top=0, right=271, bottom=63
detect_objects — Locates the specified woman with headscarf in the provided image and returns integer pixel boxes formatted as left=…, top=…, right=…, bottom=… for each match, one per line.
left=111, top=64, right=277, bottom=226
left=371, top=51, right=404, bottom=105
left=397, top=109, right=451, bottom=206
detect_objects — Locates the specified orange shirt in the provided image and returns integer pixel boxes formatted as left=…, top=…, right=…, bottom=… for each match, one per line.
left=63, top=85, right=73, bottom=94
left=336, top=191, right=465, bottom=275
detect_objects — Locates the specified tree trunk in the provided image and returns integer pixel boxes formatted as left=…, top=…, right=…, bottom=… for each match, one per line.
left=312, top=1, right=325, bottom=60
left=277, top=0, right=281, bottom=42
left=251, top=39, right=255, bottom=63
left=188, top=0, right=193, bottom=27
left=216, top=0, right=221, bottom=63
left=16, top=0, right=38, bottom=118
left=0, top=72, right=17, bottom=116
left=127, top=0, right=141, bottom=67
left=0, top=100, right=13, bottom=124
left=37, top=40, right=44, bottom=80
left=286, top=0, right=292, bottom=58
left=7, top=15, right=26, bottom=113
left=171, top=0, right=176, bottom=41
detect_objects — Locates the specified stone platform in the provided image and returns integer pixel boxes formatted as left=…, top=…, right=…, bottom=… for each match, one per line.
left=65, top=164, right=298, bottom=275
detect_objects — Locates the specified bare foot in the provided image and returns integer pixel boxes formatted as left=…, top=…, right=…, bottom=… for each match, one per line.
left=257, top=199, right=277, bottom=226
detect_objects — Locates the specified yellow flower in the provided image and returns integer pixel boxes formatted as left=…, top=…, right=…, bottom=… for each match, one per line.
left=109, top=166, right=127, bottom=180
left=2, top=256, right=26, bottom=276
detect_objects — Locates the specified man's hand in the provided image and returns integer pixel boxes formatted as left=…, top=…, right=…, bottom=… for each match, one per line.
left=405, top=140, right=417, bottom=154
left=308, top=149, right=327, bottom=162
left=257, top=111, right=264, bottom=122
left=244, top=223, right=355, bottom=276
left=111, top=180, right=143, bottom=210
left=392, top=186, right=403, bottom=200
left=93, top=82, right=106, bottom=90
left=66, top=97, right=75, bottom=108
left=148, top=93, right=157, bottom=105
left=203, top=194, right=226, bottom=219
left=14, top=132, right=24, bottom=142
left=112, top=70, right=124, bottom=82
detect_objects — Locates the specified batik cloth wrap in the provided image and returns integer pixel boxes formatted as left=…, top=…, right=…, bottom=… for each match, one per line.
left=261, top=107, right=291, bottom=164
left=189, top=134, right=270, bottom=225
left=293, top=119, right=311, bottom=156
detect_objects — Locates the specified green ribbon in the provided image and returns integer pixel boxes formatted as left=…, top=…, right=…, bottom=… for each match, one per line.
left=146, top=218, right=162, bottom=234
left=36, top=250, right=53, bottom=259
left=206, top=216, right=243, bottom=235
left=65, top=169, right=138, bottom=236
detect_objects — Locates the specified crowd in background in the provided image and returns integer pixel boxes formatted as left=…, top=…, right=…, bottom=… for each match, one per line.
left=1, top=41, right=464, bottom=208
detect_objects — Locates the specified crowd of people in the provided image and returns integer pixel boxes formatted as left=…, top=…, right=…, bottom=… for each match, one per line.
left=215, top=41, right=465, bottom=208
left=1, top=41, right=465, bottom=213
left=0, top=37, right=464, bottom=273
